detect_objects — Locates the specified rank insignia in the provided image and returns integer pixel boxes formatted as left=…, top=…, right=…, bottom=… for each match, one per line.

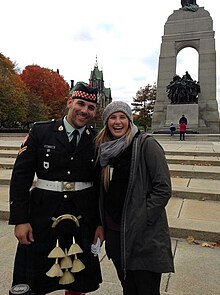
left=58, top=125, right=64, bottom=131
left=18, top=146, right=27, bottom=155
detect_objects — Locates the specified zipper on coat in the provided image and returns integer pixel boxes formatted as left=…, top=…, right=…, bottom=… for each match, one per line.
left=120, top=136, right=140, bottom=279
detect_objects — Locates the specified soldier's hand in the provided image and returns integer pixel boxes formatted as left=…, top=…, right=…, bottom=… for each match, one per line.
left=14, top=223, right=34, bottom=245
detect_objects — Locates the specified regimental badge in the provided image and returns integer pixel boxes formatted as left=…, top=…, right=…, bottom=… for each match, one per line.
left=86, top=129, right=90, bottom=135
left=43, top=161, right=50, bottom=169
left=58, top=125, right=64, bottom=131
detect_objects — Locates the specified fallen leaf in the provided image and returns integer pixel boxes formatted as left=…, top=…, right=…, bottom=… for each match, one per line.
left=201, top=242, right=215, bottom=249
left=186, top=236, right=200, bottom=245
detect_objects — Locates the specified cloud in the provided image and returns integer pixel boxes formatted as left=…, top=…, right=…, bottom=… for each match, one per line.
left=0, top=0, right=219, bottom=112
left=72, top=30, right=94, bottom=42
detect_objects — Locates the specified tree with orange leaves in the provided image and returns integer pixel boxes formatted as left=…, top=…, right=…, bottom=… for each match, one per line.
left=20, top=65, right=70, bottom=119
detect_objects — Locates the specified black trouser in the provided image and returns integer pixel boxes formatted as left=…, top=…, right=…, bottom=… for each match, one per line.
left=180, top=131, right=185, bottom=140
left=105, top=229, right=161, bottom=295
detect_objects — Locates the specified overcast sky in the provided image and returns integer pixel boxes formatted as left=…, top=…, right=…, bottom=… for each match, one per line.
left=0, top=0, right=219, bottom=110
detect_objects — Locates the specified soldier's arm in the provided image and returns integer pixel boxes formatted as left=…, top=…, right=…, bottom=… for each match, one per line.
left=9, top=126, right=38, bottom=225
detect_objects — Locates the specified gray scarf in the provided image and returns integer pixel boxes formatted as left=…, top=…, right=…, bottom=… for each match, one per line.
left=99, top=123, right=138, bottom=167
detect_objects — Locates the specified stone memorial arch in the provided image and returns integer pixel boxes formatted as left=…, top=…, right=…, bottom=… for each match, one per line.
left=152, top=6, right=220, bottom=133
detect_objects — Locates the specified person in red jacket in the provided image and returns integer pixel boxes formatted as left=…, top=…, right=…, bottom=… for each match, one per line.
left=179, top=122, right=186, bottom=140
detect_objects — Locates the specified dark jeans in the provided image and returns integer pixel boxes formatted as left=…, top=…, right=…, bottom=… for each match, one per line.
left=105, top=229, right=161, bottom=295
left=180, top=132, right=185, bottom=140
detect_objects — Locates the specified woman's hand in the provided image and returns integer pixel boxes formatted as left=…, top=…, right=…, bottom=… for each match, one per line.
left=93, top=225, right=104, bottom=246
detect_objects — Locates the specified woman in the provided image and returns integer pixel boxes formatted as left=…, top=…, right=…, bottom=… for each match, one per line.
left=96, top=101, right=174, bottom=295
left=179, top=122, right=186, bottom=141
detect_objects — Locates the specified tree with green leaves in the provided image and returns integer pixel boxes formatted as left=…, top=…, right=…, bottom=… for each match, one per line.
left=0, top=53, right=28, bottom=127
left=131, top=83, right=156, bottom=131
left=21, top=92, right=49, bottom=129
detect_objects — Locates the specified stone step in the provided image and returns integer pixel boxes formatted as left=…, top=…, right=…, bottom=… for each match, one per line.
left=0, top=145, right=20, bottom=151
left=2, top=132, right=220, bottom=142
left=166, top=155, right=220, bottom=166
left=165, top=150, right=220, bottom=157
left=153, top=134, right=220, bottom=142
left=1, top=140, right=220, bottom=157
left=1, top=164, right=220, bottom=190
left=166, top=197, right=220, bottom=242
left=0, top=158, right=15, bottom=169
left=0, top=150, right=18, bottom=158
left=0, top=169, right=12, bottom=185
left=2, top=146, right=220, bottom=157
left=1, top=137, right=220, bottom=244
left=1, top=184, right=219, bottom=242
left=1, top=149, right=220, bottom=170
left=1, top=154, right=220, bottom=169
left=172, top=186, right=220, bottom=201
left=169, top=163, right=220, bottom=179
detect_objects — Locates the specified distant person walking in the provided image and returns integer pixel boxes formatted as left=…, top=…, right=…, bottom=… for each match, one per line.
left=169, top=122, right=176, bottom=136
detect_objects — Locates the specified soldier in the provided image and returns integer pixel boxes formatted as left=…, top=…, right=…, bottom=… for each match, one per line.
left=9, top=82, right=104, bottom=295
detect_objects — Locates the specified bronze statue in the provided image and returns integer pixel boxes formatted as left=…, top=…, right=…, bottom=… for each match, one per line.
left=166, top=72, right=200, bottom=104
left=181, top=0, right=197, bottom=7
left=181, top=0, right=199, bottom=11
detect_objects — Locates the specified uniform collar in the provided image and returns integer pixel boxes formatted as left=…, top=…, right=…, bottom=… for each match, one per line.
left=63, top=116, right=86, bottom=138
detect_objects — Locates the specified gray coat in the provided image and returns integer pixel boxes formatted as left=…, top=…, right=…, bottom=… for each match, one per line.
left=118, top=134, right=174, bottom=274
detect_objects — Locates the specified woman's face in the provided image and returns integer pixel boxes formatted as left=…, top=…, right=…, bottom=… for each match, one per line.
left=107, top=111, right=130, bottom=139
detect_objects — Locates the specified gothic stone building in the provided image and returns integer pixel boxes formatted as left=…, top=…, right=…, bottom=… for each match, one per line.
left=69, top=61, right=112, bottom=110
left=89, top=61, right=112, bottom=108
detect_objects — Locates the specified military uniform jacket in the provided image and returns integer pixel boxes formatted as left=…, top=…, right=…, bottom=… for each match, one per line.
left=9, top=118, right=99, bottom=225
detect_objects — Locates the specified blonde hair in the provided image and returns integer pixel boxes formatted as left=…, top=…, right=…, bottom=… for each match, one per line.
left=96, top=124, right=132, bottom=191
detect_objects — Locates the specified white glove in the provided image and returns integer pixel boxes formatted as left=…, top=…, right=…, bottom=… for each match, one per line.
left=91, top=237, right=101, bottom=256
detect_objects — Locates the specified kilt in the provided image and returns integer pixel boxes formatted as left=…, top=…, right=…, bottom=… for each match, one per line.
left=12, top=188, right=102, bottom=295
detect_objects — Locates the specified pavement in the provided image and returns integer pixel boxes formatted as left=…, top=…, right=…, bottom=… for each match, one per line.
left=1, top=133, right=220, bottom=295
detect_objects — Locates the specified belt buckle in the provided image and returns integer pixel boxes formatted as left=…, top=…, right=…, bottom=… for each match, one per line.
left=63, top=182, right=75, bottom=191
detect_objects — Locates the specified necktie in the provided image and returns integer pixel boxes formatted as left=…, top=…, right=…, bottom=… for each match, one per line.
left=70, top=130, right=79, bottom=151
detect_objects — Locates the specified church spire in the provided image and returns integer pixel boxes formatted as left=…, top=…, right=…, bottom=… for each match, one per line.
left=95, top=55, right=98, bottom=67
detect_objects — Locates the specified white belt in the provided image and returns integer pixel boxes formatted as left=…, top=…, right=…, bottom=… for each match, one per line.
left=35, top=178, right=93, bottom=192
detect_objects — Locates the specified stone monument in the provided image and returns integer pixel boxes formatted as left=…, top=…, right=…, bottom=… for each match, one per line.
left=152, top=2, right=220, bottom=133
